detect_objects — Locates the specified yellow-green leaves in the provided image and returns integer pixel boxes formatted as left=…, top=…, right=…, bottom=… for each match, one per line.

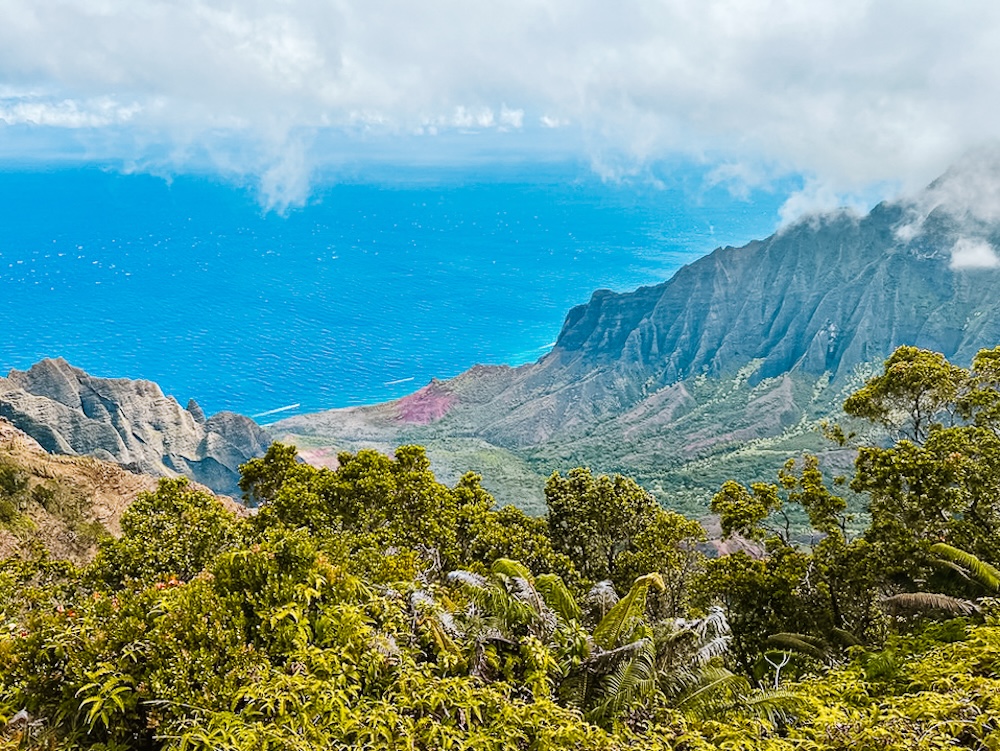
left=594, top=572, right=664, bottom=650
left=75, top=664, right=134, bottom=733
left=930, top=542, right=1000, bottom=592
left=843, top=346, right=967, bottom=443
left=536, top=573, right=582, bottom=624
left=710, top=480, right=780, bottom=542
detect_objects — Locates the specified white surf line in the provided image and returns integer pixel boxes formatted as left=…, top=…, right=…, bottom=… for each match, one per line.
left=252, top=403, right=301, bottom=418
left=384, top=377, right=416, bottom=386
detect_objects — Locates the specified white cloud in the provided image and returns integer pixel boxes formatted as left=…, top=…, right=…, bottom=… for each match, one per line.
left=776, top=177, right=897, bottom=229
left=0, top=95, right=140, bottom=128
left=3, top=1, right=1000, bottom=210
left=895, top=147, right=1000, bottom=241
left=451, top=106, right=495, bottom=129
left=499, top=105, right=523, bottom=129
left=257, top=135, right=313, bottom=213
left=949, top=238, right=1000, bottom=270
left=777, top=181, right=855, bottom=227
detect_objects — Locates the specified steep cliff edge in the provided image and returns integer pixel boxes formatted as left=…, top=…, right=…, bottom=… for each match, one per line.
left=0, top=359, right=270, bottom=497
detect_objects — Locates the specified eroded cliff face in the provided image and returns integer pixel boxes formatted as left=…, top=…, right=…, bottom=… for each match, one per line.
left=0, top=359, right=270, bottom=497
left=433, top=199, right=1000, bottom=449
left=546, top=203, right=1000, bottom=390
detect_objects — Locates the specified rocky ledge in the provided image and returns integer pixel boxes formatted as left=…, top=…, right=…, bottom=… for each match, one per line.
left=0, top=358, right=270, bottom=497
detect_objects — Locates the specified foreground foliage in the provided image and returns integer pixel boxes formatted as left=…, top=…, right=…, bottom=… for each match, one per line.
left=3, top=346, right=1000, bottom=749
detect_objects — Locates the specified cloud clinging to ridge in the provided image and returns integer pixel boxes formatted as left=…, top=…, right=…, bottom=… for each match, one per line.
left=3, top=0, right=1000, bottom=210
left=950, top=238, right=1000, bottom=270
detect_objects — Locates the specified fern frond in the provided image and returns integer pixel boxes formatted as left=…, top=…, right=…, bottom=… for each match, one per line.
left=883, top=591, right=979, bottom=616
left=558, top=668, right=590, bottom=710
left=586, top=580, right=619, bottom=622
left=737, top=687, right=804, bottom=724
left=448, top=571, right=537, bottom=631
left=777, top=632, right=827, bottom=649
left=766, top=633, right=827, bottom=661
left=828, top=627, right=861, bottom=647
left=535, top=573, right=582, bottom=624
left=593, top=573, right=664, bottom=649
left=490, top=558, right=534, bottom=584
left=446, top=570, right=487, bottom=589
left=656, top=624, right=697, bottom=648
left=694, top=634, right=731, bottom=665
left=584, top=642, right=656, bottom=725
left=696, top=605, right=729, bottom=639
left=934, top=559, right=975, bottom=583
left=678, top=673, right=749, bottom=720
left=930, top=543, right=1000, bottom=591
left=657, top=664, right=701, bottom=698
left=862, top=648, right=904, bottom=681
left=581, top=638, right=652, bottom=676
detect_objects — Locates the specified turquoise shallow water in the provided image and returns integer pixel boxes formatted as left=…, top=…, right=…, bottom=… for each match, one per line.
left=0, top=164, right=789, bottom=417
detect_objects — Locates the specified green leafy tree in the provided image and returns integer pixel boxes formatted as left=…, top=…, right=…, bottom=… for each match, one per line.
left=453, top=472, right=579, bottom=582
left=249, top=445, right=462, bottom=574
left=843, top=345, right=966, bottom=443
left=614, top=510, right=706, bottom=618
left=238, top=441, right=302, bottom=507
left=92, top=477, right=241, bottom=585
left=694, top=547, right=811, bottom=675
left=707, top=454, right=882, bottom=647
left=842, top=347, right=1000, bottom=593
left=710, top=480, right=783, bottom=543
left=546, top=468, right=660, bottom=583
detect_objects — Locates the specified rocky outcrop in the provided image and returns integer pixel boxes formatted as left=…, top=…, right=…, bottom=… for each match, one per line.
left=0, top=359, right=270, bottom=497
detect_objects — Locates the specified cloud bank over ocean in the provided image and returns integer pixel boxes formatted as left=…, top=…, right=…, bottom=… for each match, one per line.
left=3, top=1, right=1000, bottom=212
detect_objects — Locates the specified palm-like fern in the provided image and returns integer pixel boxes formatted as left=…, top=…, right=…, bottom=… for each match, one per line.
left=929, top=542, right=1000, bottom=592
left=535, top=573, right=581, bottom=623
left=582, top=640, right=657, bottom=725
left=448, top=559, right=594, bottom=687
left=883, top=591, right=979, bottom=616
left=584, top=580, right=619, bottom=624
left=653, top=606, right=731, bottom=698
left=675, top=664, right=802, bottom=724
left=877, top=543, right=997, bottom=621
left=447, top=561, right=548, bottom=638
left=765, top=633, right=829, bottom=662
left=592, top=573, right=664, bottom=649
left=559, top=638, right=658, bottom=725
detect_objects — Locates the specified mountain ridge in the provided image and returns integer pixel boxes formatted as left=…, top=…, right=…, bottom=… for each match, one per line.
left=273, top=173, right=1000, bottom=514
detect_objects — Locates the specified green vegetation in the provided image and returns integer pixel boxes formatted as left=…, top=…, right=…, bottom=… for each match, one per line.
left=549, top=368, right=873, bottom=524
left=0, top=458, right=30, bottom=528
left=4, top=345, right=1000, bottom=749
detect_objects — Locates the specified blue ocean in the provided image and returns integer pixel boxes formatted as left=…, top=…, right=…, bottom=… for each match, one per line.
left=0, top=164, right=789, bottom=418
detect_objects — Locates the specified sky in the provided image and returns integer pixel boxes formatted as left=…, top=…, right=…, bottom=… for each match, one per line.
left=3, top=1, right=1000, bottom=214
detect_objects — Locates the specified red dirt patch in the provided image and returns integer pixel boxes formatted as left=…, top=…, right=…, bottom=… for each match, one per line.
left=296, top=446, right=342, bottom=470
left=395, top=383, right=454, bottom=424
